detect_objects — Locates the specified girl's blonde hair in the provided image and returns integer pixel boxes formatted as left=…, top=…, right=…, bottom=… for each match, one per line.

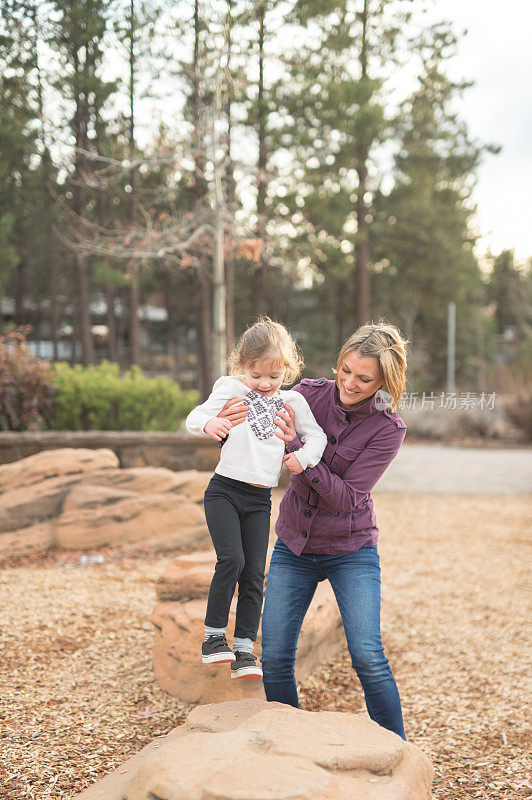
left=335, top=320, right=409, bottom=411
left=228, top=316, right=304, bottom=385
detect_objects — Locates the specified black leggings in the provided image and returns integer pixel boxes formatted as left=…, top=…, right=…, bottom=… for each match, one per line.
left=203, top=474, right=272, bottom=640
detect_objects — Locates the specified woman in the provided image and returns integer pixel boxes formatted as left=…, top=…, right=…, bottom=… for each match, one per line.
left=219, top=321, right=408, bottom=739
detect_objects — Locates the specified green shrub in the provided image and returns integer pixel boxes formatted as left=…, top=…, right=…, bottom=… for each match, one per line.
left=52, top=361, right=198, bottom=431
left=0, top=328, right=55, bottom=431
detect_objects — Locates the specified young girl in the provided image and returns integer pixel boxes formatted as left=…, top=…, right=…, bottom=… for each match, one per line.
left=185, top=317, right=327, bottom=679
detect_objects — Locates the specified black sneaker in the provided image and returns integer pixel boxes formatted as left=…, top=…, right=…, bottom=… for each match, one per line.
left=230, top=650, right=263, bottom=679
left=201, top=634, right=236, bottom=664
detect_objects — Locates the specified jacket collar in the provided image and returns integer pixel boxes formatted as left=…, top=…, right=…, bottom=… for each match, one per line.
left=332, top=382, right=378, bottom=418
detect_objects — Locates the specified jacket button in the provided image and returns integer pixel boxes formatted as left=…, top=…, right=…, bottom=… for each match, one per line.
left=304, top=467, right=311, bottom=474
left=302, top=530, right=308, bottom=537
left=312, top=478, right=319, bottom=485
left=304, top=509, right=312, bottom=517
left=329, top=435, right=336, bottom=444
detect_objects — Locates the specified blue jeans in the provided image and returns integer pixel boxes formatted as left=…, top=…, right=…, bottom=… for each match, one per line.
left=261, top=538, right=406, bottom=740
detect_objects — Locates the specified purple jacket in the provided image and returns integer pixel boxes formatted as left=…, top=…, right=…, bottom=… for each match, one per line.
left=276, top=378, right=406, bottom=555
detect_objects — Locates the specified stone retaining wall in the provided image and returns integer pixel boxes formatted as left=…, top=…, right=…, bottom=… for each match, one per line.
left=0, top=431, right=221, bottom=472
left=0, top=395, right=523, bottom=473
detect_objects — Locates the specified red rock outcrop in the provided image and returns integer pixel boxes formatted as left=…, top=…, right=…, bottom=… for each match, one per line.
left=75, top=699, right=434, bottom=800
left=0, top=448, right=211, bottom=559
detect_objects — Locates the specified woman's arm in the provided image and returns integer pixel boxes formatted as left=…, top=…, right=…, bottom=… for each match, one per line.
left=289, top=426, right=406, bottom=513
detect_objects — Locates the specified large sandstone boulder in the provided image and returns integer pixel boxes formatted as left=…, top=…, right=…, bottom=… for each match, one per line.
left=0, top=448, right=212, bottom=560
left=155, top=550, right=218, bottom=601
left=80, top=467, right=210, bottom=499
left=54, top=489, right=206, bottom=550
left=0, top=447, right=118, bottom=492
left=152, top=551, right=344, bottom=704
left=0, top=472, right=86, bottom=533
left=0, top=520, right=56, bottom=560
left=75, top=699, right=434, bottom=800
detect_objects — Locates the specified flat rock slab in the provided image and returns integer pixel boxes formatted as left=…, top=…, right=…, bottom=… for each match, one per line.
left=75, top=699, right=434, bottom=800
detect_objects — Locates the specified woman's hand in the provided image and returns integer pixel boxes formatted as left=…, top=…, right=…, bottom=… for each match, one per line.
left=217, top=397, right=248, bottom=426
left=274, top=404, right=297, bottom=444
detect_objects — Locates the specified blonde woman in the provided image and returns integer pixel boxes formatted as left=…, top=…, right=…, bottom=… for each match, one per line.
left=219, top=321, right=409, bottom=737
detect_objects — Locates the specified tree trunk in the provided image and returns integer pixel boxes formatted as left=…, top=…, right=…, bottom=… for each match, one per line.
left=32, top=4, right=58, bottom=359
left=76, top=254, right=93, bottom=365
left=44, top=151, right=59, bottom=360
left=191, top=0, right=212, bottom=393
left=115, top=287, right=127, bottom=366
left=105, top=284, right=118, bottom=361
left=225, top=0, right=235, bottom=348
left=191, top=0, right=207, bottom=202
left=162, top=273, right=178, bottom=378
left=128, top=262, right=140, bottom=365
left=355, top=160, right=370, bottom=327
left=225, top=247, right=235, bottom=349
left=335, top=280, right=346, bottom=351
left=128, top=0, right=140, bottom=366
left=196, top=267, right=212, bottom=399
left=354, top=0, right=371, bottom=328
left=70, top=285, right=79, bottom=364
left=46, top=179, right=59, bottom=361
left=71, top=47, right=94, bottom=364
left=94, top=94, right=118, bottom=364
left=14, top=253, right=25, bottom=327
left=253, top=4, right=266, bottom=318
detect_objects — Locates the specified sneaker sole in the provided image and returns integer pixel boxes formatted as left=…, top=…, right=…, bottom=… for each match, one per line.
left=230, top=668, right=263, bottom=679
left=202, top=653, right=236, bottom=663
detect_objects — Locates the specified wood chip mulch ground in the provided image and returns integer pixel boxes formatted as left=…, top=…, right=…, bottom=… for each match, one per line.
left=1, top=491, right=530, bottom=799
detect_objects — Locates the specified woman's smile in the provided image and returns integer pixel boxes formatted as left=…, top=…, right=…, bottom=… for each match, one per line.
left=337, top=350, right=383, bottom=406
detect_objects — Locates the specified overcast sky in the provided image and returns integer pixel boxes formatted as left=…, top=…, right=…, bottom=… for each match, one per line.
left=439, top=0, right=532, bottom=264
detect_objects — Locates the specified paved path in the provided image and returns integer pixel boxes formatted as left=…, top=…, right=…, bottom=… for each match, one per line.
left=375, top=443, right=532, bottom=494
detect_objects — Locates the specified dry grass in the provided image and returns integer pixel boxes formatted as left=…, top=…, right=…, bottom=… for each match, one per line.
left=1, top=492, right=530, bottom=799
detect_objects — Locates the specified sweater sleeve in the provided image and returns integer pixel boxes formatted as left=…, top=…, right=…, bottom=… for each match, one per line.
left=185, top=377, right=241, bottom=436
left=284, top=392, right=327, bottom=471
left=290, top=424, right=406, bottom=513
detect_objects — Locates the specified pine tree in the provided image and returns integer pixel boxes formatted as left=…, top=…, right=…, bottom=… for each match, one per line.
left=487, top=250, right=530, bottom=337
left=49, top=0, right=116, bottom=364
left=273, top=0, right=414, bottom=328
left=0, top=0, right=39, bottom=321
left=373, top=22, right=493, bottom=388
left=113, top=0, right=161, bottom=365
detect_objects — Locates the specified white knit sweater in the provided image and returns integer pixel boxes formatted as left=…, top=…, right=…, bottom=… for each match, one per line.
left=185, top=375, right=327, bottom=487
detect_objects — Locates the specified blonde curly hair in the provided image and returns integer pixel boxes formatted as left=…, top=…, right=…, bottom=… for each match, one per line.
left=228, top=316, right=304, bottom=385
